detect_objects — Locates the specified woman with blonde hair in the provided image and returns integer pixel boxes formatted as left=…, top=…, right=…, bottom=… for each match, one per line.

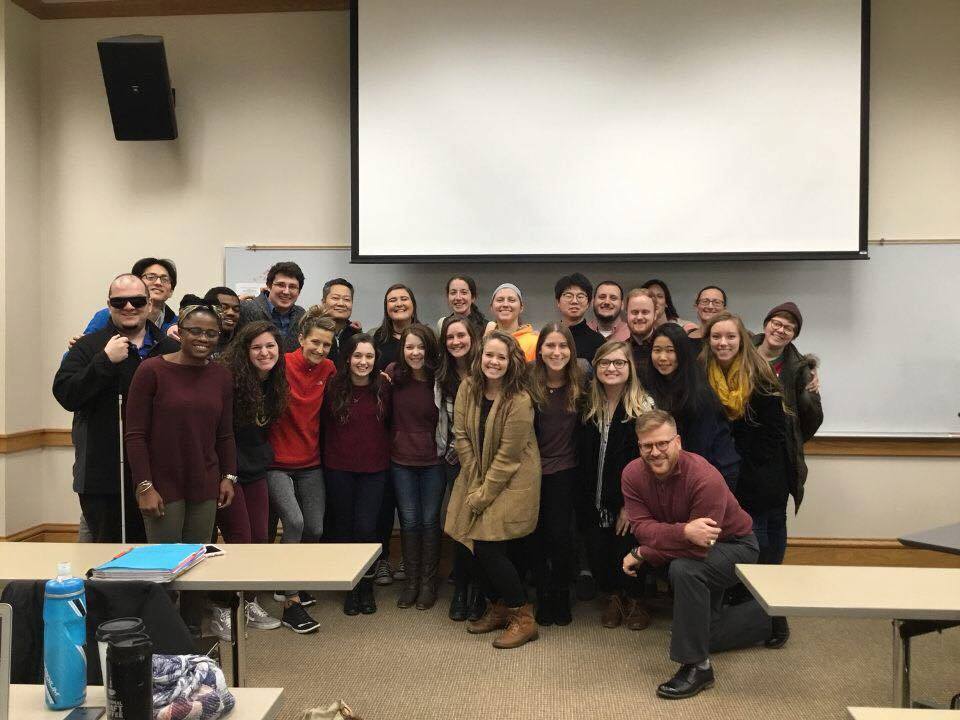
left=445, top=331, right=541, bottom=649
left=701, top=310, right=793, bottom=647
left=578, top=340, right=655, bottom=632
left=527, top=323, right=586, bottom=626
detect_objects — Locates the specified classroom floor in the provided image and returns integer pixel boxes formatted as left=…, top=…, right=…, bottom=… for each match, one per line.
left=232, top=586, right=960, bottom=720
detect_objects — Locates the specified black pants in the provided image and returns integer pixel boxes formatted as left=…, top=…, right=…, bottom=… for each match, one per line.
left=583, top=522, right=645, bottom=596
left=473, top=540, right=526, bottom=608
left=667, top=533, right=772, bottom=664
left=78, top=491, right=146, bottom=543
left=529, top=468, right=576, bottom=594
left=325, top=470, right=387, bottom=575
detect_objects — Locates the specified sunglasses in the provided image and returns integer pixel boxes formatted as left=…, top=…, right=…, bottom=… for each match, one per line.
left=108, top=295, right=149, bottom=310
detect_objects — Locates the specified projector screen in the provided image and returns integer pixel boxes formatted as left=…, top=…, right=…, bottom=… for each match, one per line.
left=352, top=0, right=868, bottom=262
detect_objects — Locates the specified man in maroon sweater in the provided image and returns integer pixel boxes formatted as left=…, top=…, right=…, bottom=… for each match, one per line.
left=621, top=410, right=773, bottom=699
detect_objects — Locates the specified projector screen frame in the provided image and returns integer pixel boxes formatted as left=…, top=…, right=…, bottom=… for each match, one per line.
left=350, top=0, right=871, bottom=264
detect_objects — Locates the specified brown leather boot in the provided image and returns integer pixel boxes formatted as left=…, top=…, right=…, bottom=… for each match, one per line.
left=492, top=604, right=539, bottom=649
left=467, top=600, right=510, bottom=634
left=601, top=593, right=624, bottom=628
left=623, top=596, right=651, bottom=631
left=396, top=530, right=422, bottom=609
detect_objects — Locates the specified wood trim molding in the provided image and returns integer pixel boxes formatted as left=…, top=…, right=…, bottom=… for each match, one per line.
left=805, top=436, right=960, bottom=457
left=1, top=523, right=80, bottom=542
left=0, top=429, right=71, bottom=454
left=11, top=0, right=346, bottom=20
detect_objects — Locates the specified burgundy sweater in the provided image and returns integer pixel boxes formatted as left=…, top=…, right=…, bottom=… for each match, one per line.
left=321, top=382, right=392, bottom=473
left=269, top=349, right=335, bottom=469
left=621, top=450, right=753, bottom=566
left=125, top=356, right=236, bottom=503
left=386, top=364, right=440, bottom=467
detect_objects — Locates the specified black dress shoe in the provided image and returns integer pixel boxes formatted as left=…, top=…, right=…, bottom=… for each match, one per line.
left=467, top=586, right=487, bottom=622
left=449, top=587, right=469, bottom=621
left=656, top=663, right=715, bottom=699
left=765, top=616, right=790, bottom=648
left=343, top=587, right=361, bottom=616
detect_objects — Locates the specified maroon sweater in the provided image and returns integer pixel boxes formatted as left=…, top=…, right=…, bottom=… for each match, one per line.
left=321, top=381, right=392, bottom=473
left=386, top=364, right=440, bottom=467
left=125, top=356, right=236, bottom=503
left=621, top=450, right=753, bottom=566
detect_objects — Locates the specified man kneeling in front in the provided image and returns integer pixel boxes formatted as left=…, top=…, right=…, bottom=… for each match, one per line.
left=621, top=410, right=774, bottom=699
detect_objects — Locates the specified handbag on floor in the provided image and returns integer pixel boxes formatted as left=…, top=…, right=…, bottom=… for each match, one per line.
left=301, top=700, right=362, bottom=720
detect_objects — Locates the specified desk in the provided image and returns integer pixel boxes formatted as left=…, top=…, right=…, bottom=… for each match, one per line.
left=899, top=523, right=960, bottom=556
left=736, top=565, right=960, bottom=708
left=11, top=684, right=283, bottom=720
left=849, top=708, right=959, bottom=719
left=0, top=542, right=380, bottom=687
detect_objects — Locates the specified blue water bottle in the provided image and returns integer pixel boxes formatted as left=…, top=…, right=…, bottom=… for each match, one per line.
left=43, top=561, right=87, bottom=710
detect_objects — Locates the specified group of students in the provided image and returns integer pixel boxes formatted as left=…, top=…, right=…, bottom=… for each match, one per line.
left=54, top=258, right=823, bottom=696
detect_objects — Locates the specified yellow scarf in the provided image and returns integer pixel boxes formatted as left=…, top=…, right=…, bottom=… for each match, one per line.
left=709, top=356, right=747, bottom=420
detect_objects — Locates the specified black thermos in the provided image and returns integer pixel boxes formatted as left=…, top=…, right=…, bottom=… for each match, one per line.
left=106, top=633, right=153, bottom=720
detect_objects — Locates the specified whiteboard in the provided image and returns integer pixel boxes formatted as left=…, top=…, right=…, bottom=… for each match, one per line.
left=354, top=0, right=865, bottom=260
left=225, top=245, right=960, bottom=436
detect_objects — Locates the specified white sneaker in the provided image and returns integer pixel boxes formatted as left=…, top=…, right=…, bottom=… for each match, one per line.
left=210, top=605, right=232, bottom=641
left=245, top=599, right=282, bottom=630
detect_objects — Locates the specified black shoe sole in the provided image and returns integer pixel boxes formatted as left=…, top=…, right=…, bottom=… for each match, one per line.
left=282, top=621, right=320, bottom=634
left=656, top=680, right=714, bottom=700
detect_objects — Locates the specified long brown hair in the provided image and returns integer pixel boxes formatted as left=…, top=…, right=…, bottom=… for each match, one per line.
left=528, top=322, right=584, bottom=413
left=220, top=321, right=289, bottom=427
left=393, top=323, right=440, bottom=384
left=464, top=331, right=528, bottom=405
left=326, top=333, right=387, bottom=424
left=373, top=283, right=420, bottom=345
left=437, top=314, right=480, bottom=401
left=699, top=311, right=783, bottom=402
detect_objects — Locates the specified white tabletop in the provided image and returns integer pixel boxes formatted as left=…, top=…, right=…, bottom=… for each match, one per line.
left=848, top=707, right=960, bottom=719
left=735, top=564, right=960, bottom=621
left=0, top=542, right=381, bottom=591
left=12, top=684, right=283, bottom=720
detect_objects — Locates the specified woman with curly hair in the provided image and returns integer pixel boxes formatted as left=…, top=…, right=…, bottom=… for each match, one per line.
left=210, top=320, right=289, bottom=636
left=266, top=305, right=337, bottom=634
left=445, top=331, right=541, bottom=649
left=322, top=333, right=392, bottom=616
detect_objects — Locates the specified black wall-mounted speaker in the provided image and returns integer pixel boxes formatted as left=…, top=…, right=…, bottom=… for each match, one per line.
left=97, top=35, right=178, bottom=141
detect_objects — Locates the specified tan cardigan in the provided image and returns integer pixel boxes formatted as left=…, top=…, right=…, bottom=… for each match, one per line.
left=444, top=379, right=541, bottom=551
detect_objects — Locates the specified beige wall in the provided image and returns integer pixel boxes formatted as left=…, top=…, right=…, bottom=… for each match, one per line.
left=0, top=1, right=957, bottom=536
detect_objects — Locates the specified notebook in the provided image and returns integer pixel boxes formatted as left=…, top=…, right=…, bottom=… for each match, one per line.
left=91, top=544, right=206, bottom=582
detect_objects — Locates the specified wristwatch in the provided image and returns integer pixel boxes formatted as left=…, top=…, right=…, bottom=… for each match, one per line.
left=630, top=547, right=644, bottom=563
left=223, top=474, right=238, bottom=485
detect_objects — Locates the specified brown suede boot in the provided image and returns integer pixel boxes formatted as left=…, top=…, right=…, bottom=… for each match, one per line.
left=600, top=593, right=624, bottom=628
left=466, top=600, right=510, bottom=634
left=623, top=596, right=651, bottom=631
left=492, top=604, right=539, bottom=649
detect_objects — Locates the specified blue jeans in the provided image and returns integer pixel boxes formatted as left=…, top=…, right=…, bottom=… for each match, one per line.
left=751, top=506, right=788, bottom=565
left=391, top=462, right=446, bottom=532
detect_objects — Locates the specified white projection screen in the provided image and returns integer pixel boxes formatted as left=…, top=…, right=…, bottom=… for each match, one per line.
left=352, top=0, right=869, bottom=262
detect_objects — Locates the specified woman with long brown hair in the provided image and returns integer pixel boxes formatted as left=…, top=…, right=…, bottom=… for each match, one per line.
left=445, top=331, right=541, bottom=649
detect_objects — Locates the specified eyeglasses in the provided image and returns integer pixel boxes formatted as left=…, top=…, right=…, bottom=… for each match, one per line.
left=639, top=435, right=678, bottom=455
left=768, top=319, right=796, bottom=334
left=141, top=273, right=172, bottom=285
left=697, top=298, right=724, bottom=307
left=560, top=291, right=588, bottom=302
left=180, top=326, right=221, bottom=340
left=109, top=295, right=149, bottom=309
left=271, top=281, right=300, bottom=291
left=596, top=358, right=628, bottom=369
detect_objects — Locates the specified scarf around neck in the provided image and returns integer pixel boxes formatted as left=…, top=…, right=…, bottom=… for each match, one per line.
left=709, top=355, right=747, bottom=420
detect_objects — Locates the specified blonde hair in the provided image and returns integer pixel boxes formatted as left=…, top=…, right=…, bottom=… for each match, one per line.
left=298, top=304, right=336, bottom=338
left=700, top=311, right=785, bottom=405
left=635, top=409, right=677, bottom=436
left=583, top=340, right=655, bottom=426
left=625, top=287, right=656, bottom=309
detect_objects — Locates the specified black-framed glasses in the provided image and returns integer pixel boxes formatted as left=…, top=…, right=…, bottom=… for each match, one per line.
left=181, top=326, right=221, bottom=340
left=639, top=435, right=678, bottom=455
left=597, top=358, right=628, bottom=369
left=141, top=273, right=172, bottom=285
left=108, top=295, right=149, bottom=309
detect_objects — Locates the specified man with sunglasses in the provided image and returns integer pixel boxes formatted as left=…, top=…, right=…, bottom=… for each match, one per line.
left=620, top=410, right=774, bottom=700
left=53, top=274, right=180, bottom=543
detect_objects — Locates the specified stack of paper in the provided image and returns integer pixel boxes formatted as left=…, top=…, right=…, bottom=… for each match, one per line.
left=92, top=544, right=207, bottom=582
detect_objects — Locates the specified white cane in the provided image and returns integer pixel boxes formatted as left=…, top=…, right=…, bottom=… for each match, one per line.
left=118, top=392, right=127, bottom=544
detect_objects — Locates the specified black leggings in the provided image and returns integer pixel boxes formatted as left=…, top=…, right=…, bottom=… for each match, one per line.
left=473, top=540, right=526, bottom=608
left=529, top=468, right=576, bottom=593
left=583, top=523, right=646, bottom=597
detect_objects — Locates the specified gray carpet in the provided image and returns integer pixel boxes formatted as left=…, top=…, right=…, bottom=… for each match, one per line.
left=228, top=586, right=959, bottom=720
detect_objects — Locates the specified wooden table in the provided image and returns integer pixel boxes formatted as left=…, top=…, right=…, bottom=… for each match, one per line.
left=736, top=564, right=960, bottom=708
left=849, top=708, right=959, bottom=719
left=12, top=684, right=284, bottom=720
left=899, top=522, right=960, bottom=556
left=0, top=542, right=380, bottom=687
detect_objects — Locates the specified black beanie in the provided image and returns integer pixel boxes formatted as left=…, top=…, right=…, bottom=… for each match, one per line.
left=764, top=301, right=802, bottom=337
